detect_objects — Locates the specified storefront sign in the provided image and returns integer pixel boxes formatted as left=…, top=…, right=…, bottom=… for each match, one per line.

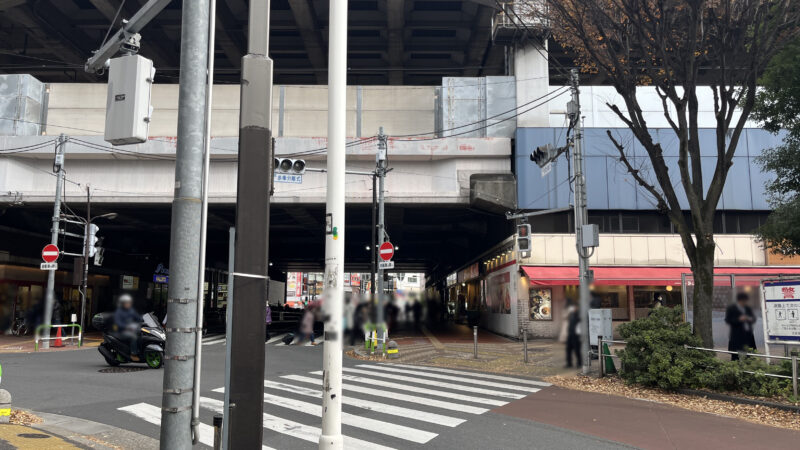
left=529, top=288, right=552, bottom=320
left=122, top=275, right=139, bottom=290
left=446, top=272, right=457, bottom=286
left=762, top=280, right=800, bottom=343
left=153, top=274, right=168, bottom=284
left=457, top=263, right=479, bottom=283
left=486, top=266, right=512, bottom=314
left=350, top=273, right=361, bottom=287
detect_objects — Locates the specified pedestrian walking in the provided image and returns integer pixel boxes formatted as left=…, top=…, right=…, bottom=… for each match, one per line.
left=265, top=303, right=273, bottom=341
left=343, top=296, right=355, bottom=345
left=564, top=299, right=581, bottom=368
left=298, top=305, right=317, bottom=345
left=725, top=292, right=757, bottom=360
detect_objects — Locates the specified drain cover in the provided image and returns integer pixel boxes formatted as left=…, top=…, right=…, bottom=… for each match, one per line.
left=99, top=366, right=148, bottom=373
left=16, top=433, right=50, bottom=439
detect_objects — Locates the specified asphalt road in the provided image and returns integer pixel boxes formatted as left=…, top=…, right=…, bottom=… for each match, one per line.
left=0, top=336, right=629, bottom=449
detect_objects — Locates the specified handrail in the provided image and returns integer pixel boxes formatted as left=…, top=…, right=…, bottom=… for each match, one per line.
left=34, top=324, right=83, bottom=351
left=595, top=337, right=798, bottom=397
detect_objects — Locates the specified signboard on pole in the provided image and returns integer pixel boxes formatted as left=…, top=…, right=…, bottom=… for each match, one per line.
left=761, top=280, right=800, bottom=343
left=40, top=262, right=58, bottom=270
left=378, top=261, right=394, bottom=270
left=589, top=309, right=613, bottom=346
left=42, top=244, right=59, bottom=263
left=379, top=242, right=394, bottom=261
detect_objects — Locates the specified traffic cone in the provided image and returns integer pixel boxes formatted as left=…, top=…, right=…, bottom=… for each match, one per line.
left=54, top=327, right=64, bottom=348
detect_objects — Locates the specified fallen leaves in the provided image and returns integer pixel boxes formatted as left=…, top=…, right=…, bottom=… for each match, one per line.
left=9, top=409, right=43, bottom=426
left=545, top=375, right=800, bottom=431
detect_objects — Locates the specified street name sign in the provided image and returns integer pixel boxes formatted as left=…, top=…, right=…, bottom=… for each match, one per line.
left=378, top=261, right=394, bottom=270
left=40, top=262, right=58, bottom=270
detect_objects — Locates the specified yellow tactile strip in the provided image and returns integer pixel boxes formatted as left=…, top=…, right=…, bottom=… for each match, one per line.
left=0, top=424, right=82, bottom=449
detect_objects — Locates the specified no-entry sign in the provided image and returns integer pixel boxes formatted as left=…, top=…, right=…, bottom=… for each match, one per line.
left=379, top=242, right=394, bottom=261
left=42, top=244, right=60, bottom=263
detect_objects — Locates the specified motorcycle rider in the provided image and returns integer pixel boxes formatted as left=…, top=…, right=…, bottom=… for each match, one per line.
left=114, top=294, right=143, bottom=361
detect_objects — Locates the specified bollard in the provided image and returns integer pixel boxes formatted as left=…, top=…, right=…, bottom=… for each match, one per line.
left=0, top=389, right=11, bottom=424
left=523, top=331, right=528, bottom=364
left=387, top=340, right=399, bottom=359
left=598, top=336, right=605, bottom=377
left=792, top=355, right=798, bottom=399
left=473, top=326, right=478, bottom=359
left=213, top=414, right=223, bottom=450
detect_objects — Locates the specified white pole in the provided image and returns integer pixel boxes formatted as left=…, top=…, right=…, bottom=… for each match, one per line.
left=319, top=0, right=347, bottom=449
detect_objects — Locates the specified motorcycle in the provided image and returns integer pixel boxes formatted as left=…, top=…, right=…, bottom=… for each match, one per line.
left=92, top=312, right=166, bottom=369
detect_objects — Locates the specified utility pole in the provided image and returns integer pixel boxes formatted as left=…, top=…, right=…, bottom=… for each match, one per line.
left=319, top=0, right=348, bottom=448
left=42, top=134, right=67, bottom=349
left=160, top=0, right=210, bottom=447
left=375, top=128, right=388, bottom=326
left=226, top=0, right=273, bottom=447
left=568, top=69, right=593, bottom=373
left=371, top=173, right=377, bottom=304
left=80, top=185, right=91, bottom=337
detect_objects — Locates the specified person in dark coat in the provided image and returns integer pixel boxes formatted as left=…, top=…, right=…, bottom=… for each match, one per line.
left=725, top=292, right=757, bottom=361
left=564, top=299, right=582, bottom=368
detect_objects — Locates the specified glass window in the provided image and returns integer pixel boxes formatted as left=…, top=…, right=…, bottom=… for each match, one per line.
left=739, top=213, right=763, bottom=234
left=607, top=214, right=621, bottom=233
left=621, top=215, right=639, bottom=233
left=633, top=286, right=683, bottom=319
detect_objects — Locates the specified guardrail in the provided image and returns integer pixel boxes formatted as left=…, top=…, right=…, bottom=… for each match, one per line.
left=594, top=337, right=799, bottom=398
left=34, top=324, right=83, bottom=351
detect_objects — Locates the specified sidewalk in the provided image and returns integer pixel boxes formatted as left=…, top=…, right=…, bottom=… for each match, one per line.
left=0, top=333, right=102, bottom=354
left=0, top=410, right=157, bottom=449
left=494, top=385, right=800, bottom=450
left=371, top=323, right=572, bottom=378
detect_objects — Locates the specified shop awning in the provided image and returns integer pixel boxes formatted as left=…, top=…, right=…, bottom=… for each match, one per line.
left=521, top=266, right=800, bottom=287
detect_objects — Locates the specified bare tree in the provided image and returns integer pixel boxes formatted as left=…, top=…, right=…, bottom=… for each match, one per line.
left=540, top=0, right=800, bottom=345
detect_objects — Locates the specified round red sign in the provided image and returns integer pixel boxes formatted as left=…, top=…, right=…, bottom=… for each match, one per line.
left=379, top=242, right=394, bottom=261
left=42, top=244, right=60, bottom=263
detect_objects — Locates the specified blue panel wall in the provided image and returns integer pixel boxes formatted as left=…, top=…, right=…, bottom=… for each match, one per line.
left=515, top=127, right=783, bottom=211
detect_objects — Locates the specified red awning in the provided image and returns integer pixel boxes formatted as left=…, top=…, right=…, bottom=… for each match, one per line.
left=521, top=266, right=800, bottom=287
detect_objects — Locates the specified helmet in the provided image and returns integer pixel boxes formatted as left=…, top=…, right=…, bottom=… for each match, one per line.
left=118, top=293, right=133, bottom=305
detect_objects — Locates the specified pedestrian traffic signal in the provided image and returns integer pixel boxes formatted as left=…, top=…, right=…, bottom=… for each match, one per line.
left=517, top=223, right=531, bottom=258
left=530, top=144, right=554, bottom=167
left=274, top=158, right=306, bottom=174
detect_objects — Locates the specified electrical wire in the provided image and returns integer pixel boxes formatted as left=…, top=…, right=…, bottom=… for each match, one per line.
left=0, top=140, right=57, bottom=154
left=99, top=0, right=127, bottom=50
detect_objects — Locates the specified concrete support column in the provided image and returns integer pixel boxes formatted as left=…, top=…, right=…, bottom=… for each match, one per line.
left=513, top=43, right=550, bottom=127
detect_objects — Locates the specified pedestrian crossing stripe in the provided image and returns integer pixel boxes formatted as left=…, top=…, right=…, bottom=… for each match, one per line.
left=118, top=365, right=551, bottom=449
left=339, top=367, right=529, bottom=400
left=283, top=374, right=490, bottom=414
left=379, top=363, right=552, bottom=387
left=358, top=364, right=544, bottom=391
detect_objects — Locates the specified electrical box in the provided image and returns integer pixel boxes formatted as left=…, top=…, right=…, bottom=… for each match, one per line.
left=104, top=55, right=155, bottom=145
left=581, top=223, right=600, bottom=248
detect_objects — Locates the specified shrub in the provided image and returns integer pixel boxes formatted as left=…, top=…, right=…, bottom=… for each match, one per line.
left=617, top=307, right=717, bottom=390
left=616, top=306, right=794, bottom=398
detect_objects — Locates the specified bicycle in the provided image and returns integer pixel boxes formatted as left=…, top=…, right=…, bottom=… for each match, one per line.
left=11, top=317, right=28, bottom=336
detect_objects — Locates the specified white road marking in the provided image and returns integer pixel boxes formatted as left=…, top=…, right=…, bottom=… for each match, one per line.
left=379, top=363, right=552, bottom=387
left=341, top=367, right=527, bottom=399
left=266, top=334, right=286, bottom=344
left=361, top=364, right=543, bottom=391
left=253, top=380, right=465, bottom=427
left=200, top=397, right=392, bottom=450
left=284, top=374, right=491, bottom=414
left=118, top=403, right=275, bottom=450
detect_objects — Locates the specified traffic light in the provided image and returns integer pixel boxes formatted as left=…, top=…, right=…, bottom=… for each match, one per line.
left=530, top=144, right=554, bottom=167
left=85, top=224, right=100, bottom=257
left=517, top=223, right=531, bottom=258
left=274, top=158, right=306, bottom=174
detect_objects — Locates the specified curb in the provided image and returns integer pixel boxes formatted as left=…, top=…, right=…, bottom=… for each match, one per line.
left=30, top=410, right=158, bottom=450
left=676, top=388, right=800, bottom=413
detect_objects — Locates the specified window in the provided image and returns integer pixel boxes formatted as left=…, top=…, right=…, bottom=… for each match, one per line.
left=621, top=215, right=639, bottom=233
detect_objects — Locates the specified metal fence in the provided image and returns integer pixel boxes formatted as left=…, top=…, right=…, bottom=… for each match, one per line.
left=595, top=337, right=799, bottom=398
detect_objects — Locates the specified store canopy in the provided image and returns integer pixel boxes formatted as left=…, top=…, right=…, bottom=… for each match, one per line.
left=521, top=266, right=800, bottom=287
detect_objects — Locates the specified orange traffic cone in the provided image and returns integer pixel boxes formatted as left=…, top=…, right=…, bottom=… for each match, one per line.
left=54, top=327, right=64, bottom=348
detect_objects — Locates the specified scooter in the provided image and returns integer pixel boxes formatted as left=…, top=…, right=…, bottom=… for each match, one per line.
left=92, top=312, right=166, bottom=369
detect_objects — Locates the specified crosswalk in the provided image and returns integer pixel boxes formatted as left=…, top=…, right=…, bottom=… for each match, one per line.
left=118, top=363, right=550, bottom=448
left=202, top=333, right=323, bottom=347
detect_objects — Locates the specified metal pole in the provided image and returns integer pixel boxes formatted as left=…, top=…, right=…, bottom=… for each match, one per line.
left=227, top=0, right=273, bottom=447
left=213, top=414, right=223, bottom=450
left=42, top=134, right=67, bottom=349
left=160, top=0, right=210, bottom=446
left=371, top=173, right=377, bottom=320
left=221, top=227, right=234, bottom=449
left=191, top=0, right=217, bottom=442
left=80, top=185, right=91, bottom=343
left=569, top=69, right=592, bottom=374
left=523, top=330, right=528, bottom=364
left=792, top=355, right=798, bottom=399
left=599, top=336, right=605, bottom=377
left=376, top=128, right=387, bottom=326
left=473, top=326, right=478, bottom=359
left=320, top=0, right=348, bottom=447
